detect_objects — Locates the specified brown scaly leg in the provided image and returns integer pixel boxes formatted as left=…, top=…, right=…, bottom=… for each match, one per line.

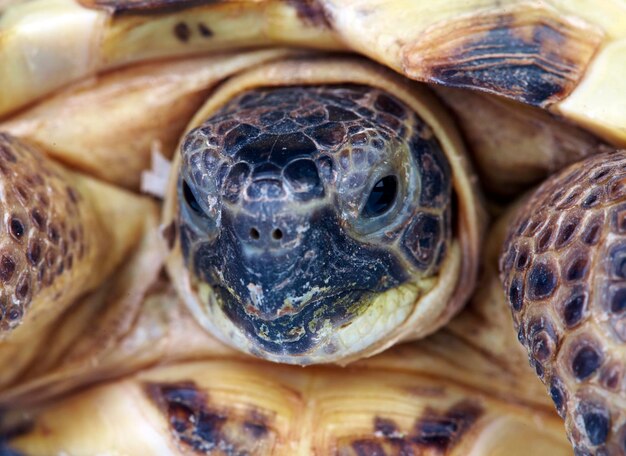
left=501, top=149, right=626, bottom=454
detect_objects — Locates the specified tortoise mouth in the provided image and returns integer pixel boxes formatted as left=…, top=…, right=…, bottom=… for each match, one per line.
left=215, top=285, right=368, bottom=353
left=196, top=280, right=421, bottom=364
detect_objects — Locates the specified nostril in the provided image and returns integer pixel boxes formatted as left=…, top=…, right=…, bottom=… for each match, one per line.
left=272, top=229, right=283, bottom=240
left=249, top=228, right=260, bottom=240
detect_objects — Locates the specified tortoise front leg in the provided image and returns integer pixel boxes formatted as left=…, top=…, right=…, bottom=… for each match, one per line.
left=0, top=133, right=158, bottom=388
left=501, top=150, right=626, bottom=453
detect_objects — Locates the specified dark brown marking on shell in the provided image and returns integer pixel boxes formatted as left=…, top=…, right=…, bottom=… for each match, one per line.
left=242, top=415, right=268, bottom=439
left=198, top=22, right=213, bottom=38
left=174, top=22, right=191, bottom=42
left=403, top=9, right=603, bottom=107
left=287, top=0, right=332, bottom=28
left=342, top=401, right=482, bottom=455
left=413, top=401, right=482, bottom=451
left=351, top=439, right=386, bottom=456
left=144, top=381, right=273, bottom=454
left=500, top=150, right=626, bottom=452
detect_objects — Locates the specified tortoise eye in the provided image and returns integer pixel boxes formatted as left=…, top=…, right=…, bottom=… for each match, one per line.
left=182, top=180, right=204, bottom=215
left=363, top=175, right=397, bottom=218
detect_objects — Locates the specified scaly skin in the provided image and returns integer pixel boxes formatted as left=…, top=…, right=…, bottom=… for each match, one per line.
left=178, top=84, right=453, bottom=363
left=501, top=150, right=626, bottom=453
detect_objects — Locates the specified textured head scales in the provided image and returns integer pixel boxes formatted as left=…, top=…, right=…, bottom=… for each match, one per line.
left=177, top=84, right=453, bottom=363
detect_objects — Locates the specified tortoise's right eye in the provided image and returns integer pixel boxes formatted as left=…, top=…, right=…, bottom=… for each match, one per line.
left=362, top=175, right=398, bottom=218
left=183, top=180, right=205, bottom=215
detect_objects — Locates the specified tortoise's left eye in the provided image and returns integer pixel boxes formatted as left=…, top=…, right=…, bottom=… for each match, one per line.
left=362, top=175, right=397, bottom=218
left=182, top=180, right=205, bottom=215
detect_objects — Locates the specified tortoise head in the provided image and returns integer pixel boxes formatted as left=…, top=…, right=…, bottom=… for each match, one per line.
left=176, top=85, right=454, bottom=364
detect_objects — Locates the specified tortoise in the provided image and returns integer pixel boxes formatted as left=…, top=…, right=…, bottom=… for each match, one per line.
left=0, top=0, right=625, bottom=454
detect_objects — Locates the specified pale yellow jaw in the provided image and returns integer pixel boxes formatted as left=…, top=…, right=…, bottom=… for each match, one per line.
left=196, top=279, right=430, bottom=365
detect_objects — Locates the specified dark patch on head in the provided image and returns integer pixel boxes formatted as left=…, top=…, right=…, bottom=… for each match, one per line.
left=566, top=255, right=588, bottom=282
left=283, top=158, right=323, bottom=200
left=410, top=131, right=451, bottom=209
left=556, top=216, right=580, bottom=249
left=374, top=94, right=407, bottom=118
left=401, top=211, right=446, bottom=272
left=612, top=203, right=626, bottom=234
left=403, top=10, right=602, bottom=107
left=306, top=122, right=346, bottom=147
left=516, top=245, right=530, bottom=270
left=223, top=162, right=251, bottom=203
